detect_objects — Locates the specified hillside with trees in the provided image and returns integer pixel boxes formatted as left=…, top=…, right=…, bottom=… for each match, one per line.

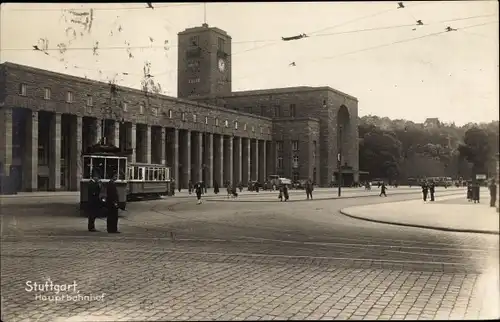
left=358, top=116, right=499, bottom=181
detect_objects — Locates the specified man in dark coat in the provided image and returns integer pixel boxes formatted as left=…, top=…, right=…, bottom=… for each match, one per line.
left=429, top=182, right=435, bottom=201
left=106, top=174, right=120, bottom=233
left=188, top=180, right=193, bottom=194
left=283, top=184, right=289, bottom=201
left=87, top=172, right=102, bottom=232
left=305, top=179, right=313, bottom=200
left=379, top=183, right=387, bottom=197
left=422, top=182, right=429, bottom=201
left=195, top=182, right=203, bottom=204
left=489, top=180, right=497, bottom=207
left=214, top=180, right=220, bottom=194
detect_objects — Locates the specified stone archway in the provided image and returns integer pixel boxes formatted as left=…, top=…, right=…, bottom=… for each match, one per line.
left=336, top=105, right=353, bottom=186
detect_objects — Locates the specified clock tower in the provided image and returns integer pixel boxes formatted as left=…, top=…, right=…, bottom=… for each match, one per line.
left=177, top=23, right=232, bottom=99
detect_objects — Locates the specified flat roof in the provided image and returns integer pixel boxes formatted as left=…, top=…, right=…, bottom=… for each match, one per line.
left=209, top=86, right=358, bottom=102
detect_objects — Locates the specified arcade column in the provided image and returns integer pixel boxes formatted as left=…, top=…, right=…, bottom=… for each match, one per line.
left=259, top=140, right=266, bottom=182
left=127, top=123, right=137, bottom=163
left=93, top=119, right=102, bottom=144
left=48, top=112, right=61, bottom=191
left=233, top=136, right=242, bottom=185
left=69, top=115, right=82, bottom=191
left=24, top=110, right=38, bottom=191
left=172, top=129, right=179, bottom=188
left=252, top=139, right=259, bottom=181
left=0, top=107, right=13, bottom=177
left=214, top=134, right=223, bottom=186
left=145, top=125, right=151, bottom=164
left=204, top=133, right=214, bottom=188
left=109, top=120, right=120, bottom=147
left=181, top=130, right=191, bottom=188
left=194, top=131, right=203, bottom=183
left=242, top=138, right=250, bottom=185
left=223, top=135, right=233, bottom=185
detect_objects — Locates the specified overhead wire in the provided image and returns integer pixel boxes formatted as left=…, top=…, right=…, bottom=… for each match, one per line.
left=3, top=13, right=493, bottom=54
left=232, top=20, right=498, bottom=84
left=6, top=3, right=201, bottom=11
left=5, top=3, right=496, bottom=94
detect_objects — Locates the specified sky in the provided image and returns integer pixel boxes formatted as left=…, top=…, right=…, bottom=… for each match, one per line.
left=1, top=1, right=498, bottom=125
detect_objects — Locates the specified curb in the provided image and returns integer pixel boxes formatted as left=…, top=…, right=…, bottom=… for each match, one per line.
left=339, top=208, right=500, bottom=235
left=205, top=191, right=464, bottom=203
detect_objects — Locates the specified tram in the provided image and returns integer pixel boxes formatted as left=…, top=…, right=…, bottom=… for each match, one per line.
left=126, top=163, right=172, bottom=200
left=80, top=144, right=132, bottom=211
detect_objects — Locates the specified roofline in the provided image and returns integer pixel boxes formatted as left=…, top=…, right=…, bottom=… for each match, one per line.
left=273, top=117, right=320, bottom=123
left=209, top=86, right=358, bottom=102
left=1, top=61, right=267, bottom=120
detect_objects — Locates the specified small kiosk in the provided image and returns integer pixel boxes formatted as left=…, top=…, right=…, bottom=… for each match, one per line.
left=80, top=143, right=132, bottom=211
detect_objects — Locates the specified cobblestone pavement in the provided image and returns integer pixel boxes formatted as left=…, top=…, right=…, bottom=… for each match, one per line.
left=1, top=192, right=498, bottom=321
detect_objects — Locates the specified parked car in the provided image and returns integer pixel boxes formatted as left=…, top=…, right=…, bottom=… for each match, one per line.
left=292, top=179, right=307, bottom=189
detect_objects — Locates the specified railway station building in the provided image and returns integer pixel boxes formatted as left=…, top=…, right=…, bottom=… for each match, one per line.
left=0, top=23, right=359, bottom=192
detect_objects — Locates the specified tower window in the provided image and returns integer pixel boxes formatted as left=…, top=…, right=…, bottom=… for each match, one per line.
left=193, top=114, right=197, bottom=123
left=19, top=83, right=27, bottom=96
left=290, top=104, right=296, bottom=117
left=44, top=88, right=51, bottom=100
left=190, top=36, right=199, bottom=46
left=235, top=121, right=238, bottom=129
left=274, top=106, right=280, bottom=117
left=168, top=109, right=172, bottom=118
left=217, top=37, right=225, bottom=52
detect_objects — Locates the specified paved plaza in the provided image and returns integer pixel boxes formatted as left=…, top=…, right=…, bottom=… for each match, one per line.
left=341, top=192, right=499, bottom=234
left=1, top=188, right=499, bottom=321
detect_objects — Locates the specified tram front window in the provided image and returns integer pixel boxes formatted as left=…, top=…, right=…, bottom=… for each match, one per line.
left=105, top=158, right=119, bottom=179
left=83, top=157, right=92, bottom=179
left=93, top=157, right=105, bottom=179
left=118, top=159, right=126, bottom=180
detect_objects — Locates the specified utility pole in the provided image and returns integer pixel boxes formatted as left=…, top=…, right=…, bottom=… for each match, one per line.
left=338, top=125, right=343, bottom=197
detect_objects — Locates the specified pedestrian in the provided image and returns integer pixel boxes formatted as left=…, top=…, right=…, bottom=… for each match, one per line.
left=188, top=180, right=193, bottom=194
left=238, top=182, right=243, bottom=192
left=87, top=171, right=102, bottom=232
left=467, top=182, right=472, bottom=202
left=255, top=181, right=260, bottom=193
left=278, top=185, right=283, bottom=201
left=379, top=182, right=387, bottom=197
left=226, top=182, right=232, bottom=198
left=283, top=184, right=289, bottom=201
left=422, top=182, right=428, bottom=201
left=231, top=184, right=238, bottom=198
left=489, top=180, right=497, bottom=207
left=429, top=182, right=435, bottom=201
left=106, top=173, right=120, bottom=234
left=195, top=182, right=203, bottom=204
left=204, top=181, right=207, bottom=194
left=178, top=182, right=181, bottom=193
left=214, top=180, right=219, bottom=194
left=170, top=179, right=176, bottom=196
left=305, top=179, right=313, bottom=200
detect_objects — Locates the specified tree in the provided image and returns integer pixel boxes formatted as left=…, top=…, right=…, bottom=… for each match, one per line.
left=359, top=128, right=403, bottom=180
left=458, top=127, right=492, bottom=176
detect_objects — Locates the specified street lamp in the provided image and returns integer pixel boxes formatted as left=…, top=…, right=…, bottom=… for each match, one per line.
left=338, top=125, right=343, bottom=197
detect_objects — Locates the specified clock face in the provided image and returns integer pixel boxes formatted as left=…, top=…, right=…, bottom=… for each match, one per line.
left=218, top=59, right=225, bottom=72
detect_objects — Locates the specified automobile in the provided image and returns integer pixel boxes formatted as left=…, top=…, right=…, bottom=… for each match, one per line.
left=371, top=178, right=384, bottom=186
left=247, top=180, right=259, bottom=191
left=292, top=179, right=307, bottom=189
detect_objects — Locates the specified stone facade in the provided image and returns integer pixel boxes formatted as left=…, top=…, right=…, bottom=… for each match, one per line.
left=0, top=23, right=359, bottom=192
left=193, top=86, right=359, bottom=186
